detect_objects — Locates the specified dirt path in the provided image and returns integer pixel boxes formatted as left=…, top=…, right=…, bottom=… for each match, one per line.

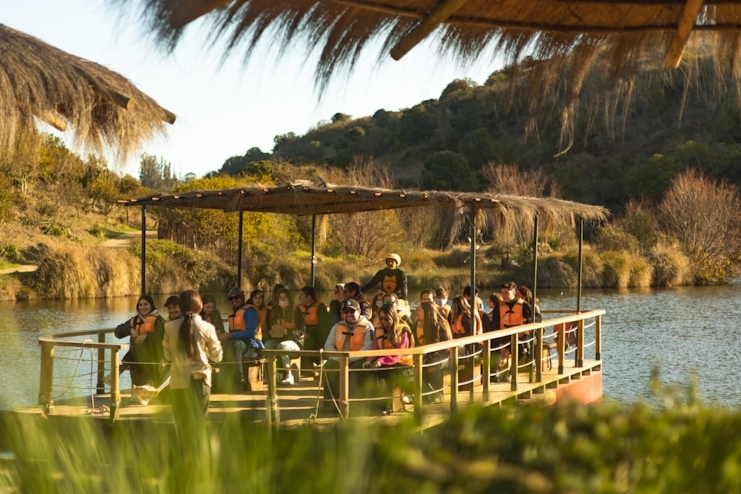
left=98, top=230, right=158, bottom=248
left=0, top=231, right=158, bottom=275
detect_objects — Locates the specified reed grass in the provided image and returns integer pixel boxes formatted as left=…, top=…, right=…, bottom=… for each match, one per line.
left=601, top=251, right=632, bottom=288
left=628, top=254, right=654, bottom=288
left=562, top=247, right=605, bottom=288
left=650, top=246, right=692, bottom=287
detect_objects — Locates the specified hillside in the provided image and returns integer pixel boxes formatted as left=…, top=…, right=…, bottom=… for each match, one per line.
left=216, top=56, right=741, bottom=212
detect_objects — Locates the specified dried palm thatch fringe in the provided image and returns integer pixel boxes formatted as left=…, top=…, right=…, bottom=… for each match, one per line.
left=0, top=24, right=175, bottom=160
left=120, top=182, right=609, bottom=246
left=110, top=0, right=741, bottom=154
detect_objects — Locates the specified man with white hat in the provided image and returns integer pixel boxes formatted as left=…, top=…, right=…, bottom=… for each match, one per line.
left=361, top=253, right=408, bottom=300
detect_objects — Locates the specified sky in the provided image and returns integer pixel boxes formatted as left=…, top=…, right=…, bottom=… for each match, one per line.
left=1, top=1, right=501, bottom=178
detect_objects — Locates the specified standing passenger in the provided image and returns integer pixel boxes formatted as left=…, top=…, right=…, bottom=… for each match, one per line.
left=163, top=290, right=222, bottom=424
left=361, top=254, right=408, bottom=300
left=164, top=295, right=182, bottom=321
left=219, top=287, right=265, bottom=391
left=114, top=295, right=166, bottom=387
left=297, top=286, right=330, bottom=369
left=434, top=287, right=451, bottom=320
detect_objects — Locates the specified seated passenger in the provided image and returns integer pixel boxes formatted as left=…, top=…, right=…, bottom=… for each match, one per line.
left=417, top=301, right=453, bottom=402
left=200, top=294, right=225, bottom=335
left=463, top=285, right=485, bottom=316
left=370, top=292, right=385, bottom=320
left=264, top=288, right=305, bottom=385
left=434, top=286, right=451, bottom=320
left=413, top=289, right=435, bottom=338
left=343, top=282, right=372, bottom=320
left=361, top=253, right=408, bottom=300
left=267, top=283, right=286, bottom=312
left=380, top=292, right=414, bottom=334
left=114, top=295, right=166, bottom=387
left=328, top=283, right=345, bottom=327
left=322, top=299, right=374, bottom=411
left=495, top=281, right=533, bottom=369
left=219, top=287, right=266, bottom=391
left=363, top=305, right=413, bottom=414
left=450, top=295, right=483, bottom=338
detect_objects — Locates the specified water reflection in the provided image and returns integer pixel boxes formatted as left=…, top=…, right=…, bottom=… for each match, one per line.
left=1, top=285, right=739, bottom=409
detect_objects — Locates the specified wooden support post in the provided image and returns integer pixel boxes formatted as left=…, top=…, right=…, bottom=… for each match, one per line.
left=339, top=354, right=350, bottom=418
left=449, top=346, right=459, bottom=413
left=595, top=314, right=602, bottom=360
left=39, top=341, right=55, bottom=411
left=664, top=0, right=704, bottom=68
left=577, top=319, right=585, bottom=367
left=266, top=353, right=279, bottom=428
left=557, top=323, right=565, bottom=374
left=96, top=332, right=106, bottom=395
left=109, top=348, right=120, bottom=424
left=413, top=353, right=423, bottom=425
left=535, top=326, right=544, bottom=383
left=390, top=0, right=472, bottom=60
left=510, top=334, right=519, bottom=392
left=482, top=339, right=491, bottom=403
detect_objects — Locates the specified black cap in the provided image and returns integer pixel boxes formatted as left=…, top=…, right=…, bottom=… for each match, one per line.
left=343, top=299, right=360, bottom=311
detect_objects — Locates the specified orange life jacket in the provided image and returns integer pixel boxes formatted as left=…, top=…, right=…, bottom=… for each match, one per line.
left=132, top=313, right=158, bottom=335
left=499, top=301, right=526, bottom=328
left=229, top=303, right=266, bottom=340
left=298, top=299, right=324, bottom=327
left=382, top=274, right=399, bottom=295
left=374, top=323, right=414, bottom=366
left=451, top=313, right=468, bottom=335
left=334, top=319, right=371, bottom=351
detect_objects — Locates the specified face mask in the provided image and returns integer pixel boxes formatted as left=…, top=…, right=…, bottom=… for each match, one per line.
left=375, top=300, right=383, bottom=308
left=278, top=300, right=289, bottom=309
left=435, top=298, right=447, bottom=306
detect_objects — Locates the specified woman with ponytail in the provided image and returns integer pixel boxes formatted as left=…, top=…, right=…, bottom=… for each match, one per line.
left=163, top=290, right=223, bottom=421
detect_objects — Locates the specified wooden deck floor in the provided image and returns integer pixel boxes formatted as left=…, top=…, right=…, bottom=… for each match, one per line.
left=15, top=359, right=602, bottom=429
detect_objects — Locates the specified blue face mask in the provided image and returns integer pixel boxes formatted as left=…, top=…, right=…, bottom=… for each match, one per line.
left=435, top=298, right=447, bottom=306
left=375, top=301, right=383, bottom=308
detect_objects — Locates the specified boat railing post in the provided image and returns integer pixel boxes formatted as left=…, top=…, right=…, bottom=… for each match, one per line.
left=39, top=340, right=55, bottom=412
left=339, top=354, right=350, bottom=418
left=535, top=326, right=543, bottom=383
left=449, top=346, right=459, bottom=413
left=510, top=333, right=519, bottom=392
left=557, top=323, right=565, bottom=374
left=109, top=348, right=120, bottom=423
left=266, top=352, right=279, bottom=428
left=413, top=353, right=423, bottom=424
left=96, top=332, right=106, bottom=395
left=576, top=318, right=585, bottom=367
left=595, top=314, right=602, bottom=360
left=482, top=339, right=491, bottom=403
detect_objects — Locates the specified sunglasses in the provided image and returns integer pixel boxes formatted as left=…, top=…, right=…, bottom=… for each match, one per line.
left=342, top=309, right=357, bottom=314
left=228, top=296, right=241, bottom=301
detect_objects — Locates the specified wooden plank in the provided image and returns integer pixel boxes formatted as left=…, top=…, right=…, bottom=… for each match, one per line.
left=664, top=0, right=705, bottom=68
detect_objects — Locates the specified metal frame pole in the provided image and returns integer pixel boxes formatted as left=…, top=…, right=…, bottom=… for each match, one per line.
left=141, top=206, right=146, bottom=295
left=311, top=215, right=317, bottom=287
left=237, top=211, right=244, bottom=288
left=577, top=217, right=584, bottom=313
left=533, top=215, right=541, bottom=383
left=470, top=203, right=477, bottom=326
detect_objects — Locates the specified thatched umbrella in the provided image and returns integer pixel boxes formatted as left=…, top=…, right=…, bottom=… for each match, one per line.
left=0, top=23, right=175, bottom=159
left=110, top=0, right=741, bottom=153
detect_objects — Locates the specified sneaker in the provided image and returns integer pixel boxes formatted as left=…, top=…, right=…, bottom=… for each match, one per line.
left=280, top=373, right=294, bottom=385
left=381, top=405, right=393, bottom=416
left=402, top=393, right=412, bottom=405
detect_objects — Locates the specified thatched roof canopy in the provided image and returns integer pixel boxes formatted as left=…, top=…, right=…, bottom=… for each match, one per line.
left=112, top=0, right=741, bottom=86
left=0, top=24, right=175, bottom=159
left=120, top=183, right=608, bottom=225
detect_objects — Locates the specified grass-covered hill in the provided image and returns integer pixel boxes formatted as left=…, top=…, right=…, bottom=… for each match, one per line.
left=217, top=56, right=741, bottom=213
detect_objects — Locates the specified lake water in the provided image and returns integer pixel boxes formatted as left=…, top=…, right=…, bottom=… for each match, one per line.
left=1, top=285, right=739, bottom=410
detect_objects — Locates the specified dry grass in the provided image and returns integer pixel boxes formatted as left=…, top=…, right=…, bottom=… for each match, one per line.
left=601, top=251, right=632, bottom=288
left=650, top=246, right=692, bottom=287
left=628, top=255, right=653, bottom=288
left=563, top=247, right=604, bottom=288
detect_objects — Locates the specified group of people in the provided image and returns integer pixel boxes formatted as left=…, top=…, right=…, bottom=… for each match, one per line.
left=112, top=252, right=542, bottom=417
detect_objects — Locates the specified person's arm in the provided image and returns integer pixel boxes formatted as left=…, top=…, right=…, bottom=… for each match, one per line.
left=230, top=307, right=260, bottom=340
left=361, top=322, right=375, bottom=351
left=162, top=323, right=172, bottom=363
left=291, top=306, right=306, bottom=341
left=324, top=324, right=339, bottom=351
left=114, top=318, right=134, bottom=339
left=359, top=301, right=372, bottom=320
left=399, top=270, right=408, bottom=300
left=205, top=324, right=223, bottom=363
left=361, top=270, right=384, bottom=295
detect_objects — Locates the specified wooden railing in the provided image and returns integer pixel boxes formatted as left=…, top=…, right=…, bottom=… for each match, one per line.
left=262, top=309, right=604, bottom=424
left=38, top=329, right=127, bottom=422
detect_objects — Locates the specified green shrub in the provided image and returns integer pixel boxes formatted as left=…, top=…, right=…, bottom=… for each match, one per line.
left=593, top=224, right=640, bottom=253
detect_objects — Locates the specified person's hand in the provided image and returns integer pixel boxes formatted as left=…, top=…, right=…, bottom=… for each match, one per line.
left=218, top=332, right=232, bottom=342
left=131, top=328, right=139, bottom=339
left=270, top=324, right=287, bottom=338
left=362, top=361, right=372, bottom=369
left=373, top=360, right=382, bottom=368
left=134, top=333, right=147, bottom=344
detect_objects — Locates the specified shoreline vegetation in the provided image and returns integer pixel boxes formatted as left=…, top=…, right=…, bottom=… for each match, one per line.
left=1, top=377, right=739, bottom=492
